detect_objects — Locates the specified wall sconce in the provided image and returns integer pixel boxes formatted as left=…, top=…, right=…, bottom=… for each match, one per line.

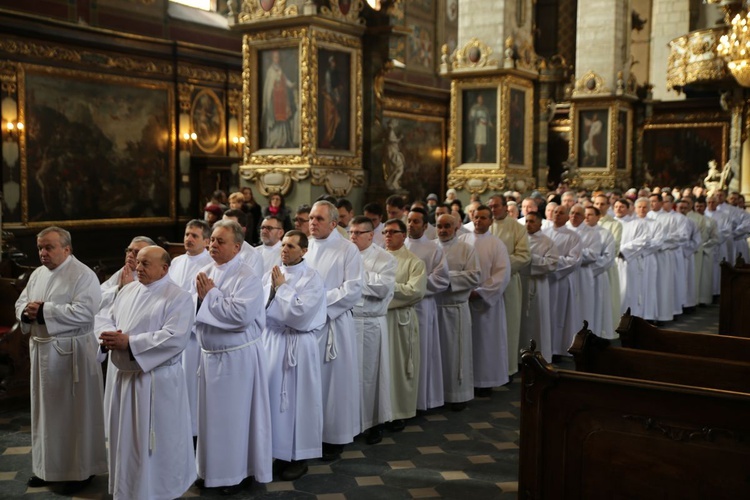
left=4, top=120, right=24, bottom=139
left=231, top=135, right=246, bottom=155
left=181, top=131, right=197, bottom=148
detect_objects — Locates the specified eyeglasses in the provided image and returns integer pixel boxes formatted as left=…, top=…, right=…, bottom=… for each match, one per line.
left=125, top=247, right=139, bottom=255
left=348, top=230, right=372, bottom=236
left=293, top=218, right=309, bottom=224
left=382, top=230, right=405, bottom=235
left=261, top=225, right=282, bottom=231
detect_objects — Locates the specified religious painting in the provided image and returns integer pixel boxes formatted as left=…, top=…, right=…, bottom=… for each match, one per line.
left=382, top=111, right=445, bottom=203
left=460, top=88, right=498, bottom=165
left=22, top=67, right=174, bottom=226
left=191, top=88, right=225, bottom=155
left=642, top=122, right=728, bottom=188
left=508, top=87, right=526, bottom=166
left=407, top=21, right=435, bottom=72
left=258, top=47, right=300, bottom=150
left=576, top=108, right=609, bottom=168
left=317, top=48, right=351, bottom=151
left=617, top=109, right=629, bottom=170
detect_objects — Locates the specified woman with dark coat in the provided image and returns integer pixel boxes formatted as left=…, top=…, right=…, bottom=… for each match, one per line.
left=262, top=192, right=294, bottom=233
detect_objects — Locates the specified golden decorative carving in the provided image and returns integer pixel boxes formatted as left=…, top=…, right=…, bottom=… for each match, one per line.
left=373, top=60, right=394, bottom=129
left=513, top=34, right=539, bottom=72
left=239, top=165, right=310, bottom=196
left=177, top=64, right=226, bottom=84
left=447, top=169, right=507, bottom=195
left=238, top=0, right=298, bottom=23
left=451, top=38, right=499, bottom=71
left=320, top=0, right=365, bottom=25
left=310, top=167, right=365, bottom=196
left=229, top=72, right=242, bottom=87
left=228, top=89, right=242, bottom=117
left=178, top=83, right=194, bottom=113
left=573, top=70, right=609, bottom=96
left=382, top=96, right=446, bottom=117
left=669, top=26, right=731, bottom=92
left=0, top=61, right=18, bottom=94
left=0, top=39, right=173, bottom=76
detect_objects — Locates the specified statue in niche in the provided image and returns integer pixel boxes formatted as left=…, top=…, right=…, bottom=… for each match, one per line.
left=704, top=159, right=722, bottom=192
left=384, top=120, right=405, bottom=191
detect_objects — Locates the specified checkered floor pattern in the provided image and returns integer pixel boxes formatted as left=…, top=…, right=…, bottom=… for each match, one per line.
left=0, top=304, right=720, bottom=499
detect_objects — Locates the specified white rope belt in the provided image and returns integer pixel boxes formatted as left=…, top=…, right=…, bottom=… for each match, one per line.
left=200, top=336, right=262, bottom=354
left=32, top=332, right=91, bottom=393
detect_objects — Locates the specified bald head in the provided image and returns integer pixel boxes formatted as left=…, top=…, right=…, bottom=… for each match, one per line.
left=135, top=245, right=170, bottom=285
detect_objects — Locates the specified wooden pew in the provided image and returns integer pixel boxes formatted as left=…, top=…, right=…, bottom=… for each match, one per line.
left=158, top=237, right=187, bottom=260
left=570, top=324, right=750, bottom=394
left=0, top=277, right=30, bottom=406
left=617, top=311, right=750, bottom=362
left=719, top=255, right=750, bottom=337
left=519, top=342, right=750, bottom=499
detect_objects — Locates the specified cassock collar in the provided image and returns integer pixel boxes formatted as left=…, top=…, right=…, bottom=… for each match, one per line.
left=140, top=274, right=171, bottom=293
left=49, top=254, right=73, bottom=273
left=312, top=228, right=341, bottom=246
left=187, top=249, right=208, bottom=261
left=438, top=236, right=457, bottom=248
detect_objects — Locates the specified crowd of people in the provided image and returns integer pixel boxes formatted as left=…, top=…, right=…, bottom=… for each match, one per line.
left=15, top=183, right=750, bottom=499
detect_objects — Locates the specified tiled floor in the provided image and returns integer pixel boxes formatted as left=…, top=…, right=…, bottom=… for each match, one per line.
left=0, top=305, right=719, bottom=499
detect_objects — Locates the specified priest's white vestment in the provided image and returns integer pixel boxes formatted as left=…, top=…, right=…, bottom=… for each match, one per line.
left=688, top=211, right=718, bottom=305
left=239, top=240, right=266, bottom=284
left=263, top=260, right=327, bottom=461
left=542, top=225, right=582, bottom=356
left=520, top=231, right=559, bottom=361
left=677, top=213, right=702, bottom=308
left=590, top=225, right=616, bottom=339
left=405, top=235, right=450, bottom=410
left=705, top=208, right=733, bottom=294
left=617, top=217, right=655, bottom=319
left=195, top=255, right=272, bottom=486
left=97, top=275, right=195, bottom=500
left=168, top=249, right=212, bottom=436
left=647, top=210, right=678, bottom=321
left=460, top=231, right=511, bottom=386
left=354, top=244, right=396, bottom=430
left=436, top=237, right=480, bottom=403
left=386, top=246, right=426, bottom=420
left=15, top=256, right=107, bottom=482
left=306, top=230, right=363, bottom=444
left=490, top=216, right=530, bottom=375
left=567, top=222, right=598, bottom=332
left=599, top=215, right=623, bottom=333
left=258, top=241, right=282, bottom=280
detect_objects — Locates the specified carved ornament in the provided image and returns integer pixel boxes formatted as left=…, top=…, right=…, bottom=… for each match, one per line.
left=451, top=38, right=499, bottom=71
left=0, top=61, right=18, bottom=94
left=573, top=70, right=609, bottom=97
left=310, top=167, right=364, bottom=196
left=667, top=26, right=730, bottom=92
left=623, top=414, right=746, bottom=443
left=178, top=83, right=194, bottom=113
left=238, top=0, right=298, bottom=23
left=239, top=165, right=310, bottom=196
left=177, top=64, right=226, bottom=84
left=320, top=0, right=366, bottom=25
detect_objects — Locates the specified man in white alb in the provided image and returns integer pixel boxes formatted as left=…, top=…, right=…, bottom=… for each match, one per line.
left=263, top=230, right=327, bottom=480
left=194, top=221, right=272, bottom=494
left=97, top=246, right=195, bottom=500
left=16, top=227, right=106, bottom=495
left=258, top=215, right=285, bottom=279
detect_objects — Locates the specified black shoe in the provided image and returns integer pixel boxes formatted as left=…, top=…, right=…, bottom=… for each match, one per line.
left=386, top=419, right=405, bottom=432
left=451, top=402, right=467, bottom=412
left=280, top=460, right=308, bottom=481
left=194, top=477, right=205, bottom=489
left=366, top=425, right=384, bottom=445
left=219, top=483, right=242, bottom=496
left=27, top=475, right=50, bottom=488
left=321, top=442, right=343, bottom=461
left=60, top=475, right=94, bottom=495
left=273, top=459, right=291, bottom=476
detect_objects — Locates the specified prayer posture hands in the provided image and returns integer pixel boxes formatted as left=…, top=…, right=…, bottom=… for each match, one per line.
left=271, top=266, right=286, bottom=291
left=196, top=272, right=215, bottom=300
left=24, top=301, right=43, bottom=321
left=99, top=330, right=129, bottom=351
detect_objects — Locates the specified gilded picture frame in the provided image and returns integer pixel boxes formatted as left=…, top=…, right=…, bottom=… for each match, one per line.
left=257, top=46, right=301, bottom=152
left=191, top=88, right=226, bottom=155
left=575, top=107, right=610, bottom=169
left=504, top=78, right=533, bottom=169
left=382, top=110, right=446, bottom=202
left=459, top=86, right=499, bottom=166
left=317, top=48, right=352, bottom=152
left=17, top=64, right=175, bottom=228
left=642, top=121, right=728, bottom=188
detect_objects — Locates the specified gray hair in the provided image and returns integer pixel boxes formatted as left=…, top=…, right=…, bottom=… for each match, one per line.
left=212, top=220, right=244, bottom=244
left=312, top=200, right=339, bottom=223
left=186, top=219, right=211, bottom=239
left=131, top=236, right=156, bottom=246
left=37, top=226, right=72, bottom=250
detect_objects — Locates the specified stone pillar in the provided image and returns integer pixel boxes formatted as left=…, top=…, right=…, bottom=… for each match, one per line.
left=575, top=0, right=631, bottom=90
left=649, top=0, right=690, bottom=101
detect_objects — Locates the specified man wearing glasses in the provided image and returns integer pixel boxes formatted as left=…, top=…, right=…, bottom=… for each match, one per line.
left=384, top=219, right=426, bottom=431
left=350, top=216, right=396, bottom=444
left=294, top=205, right=311, bottom=237
left=258, top=215, right=285, bottom=280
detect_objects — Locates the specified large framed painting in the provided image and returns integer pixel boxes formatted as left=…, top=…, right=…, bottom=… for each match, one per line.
left=616, top=109, right=631, bottom=170
left=642, top=122, right=728, bottom=188
left=20, top=66, right=174, bottom=226
left=317, top=48, right=352, bottom=151
left=576, top=108, right=610, bottom=168
left=460, top=87, right=498, bottom=165
left=383, top=111, right=445, bottom=202
left=191, top=88, right=225, bottom=155
left=258, top=47, right=300, bottom=150
left=505, top=80, right=533, bottom=169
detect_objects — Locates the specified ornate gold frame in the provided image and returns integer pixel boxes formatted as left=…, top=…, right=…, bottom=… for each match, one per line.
left=569, top=100, right=633, bottom=189
left=13, top=63, right=176, bottom=228
left=447, top=75, right=536, bottom=195
left=239, top=26, right=363, bottom=196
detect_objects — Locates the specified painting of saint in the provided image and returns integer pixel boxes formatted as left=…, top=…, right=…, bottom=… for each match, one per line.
left=578, top=109, right=608, bottom=168
left=317, top=49, right=350, bottom=150
left=191, top=89, right=224, bottom=154
left=259, top=48, right=299, bottom=149
left=617, top=110, right=628, bottom=170
left=508, top=88, right=525, bottom=165
left=461, top=89, right=497, bottom=164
